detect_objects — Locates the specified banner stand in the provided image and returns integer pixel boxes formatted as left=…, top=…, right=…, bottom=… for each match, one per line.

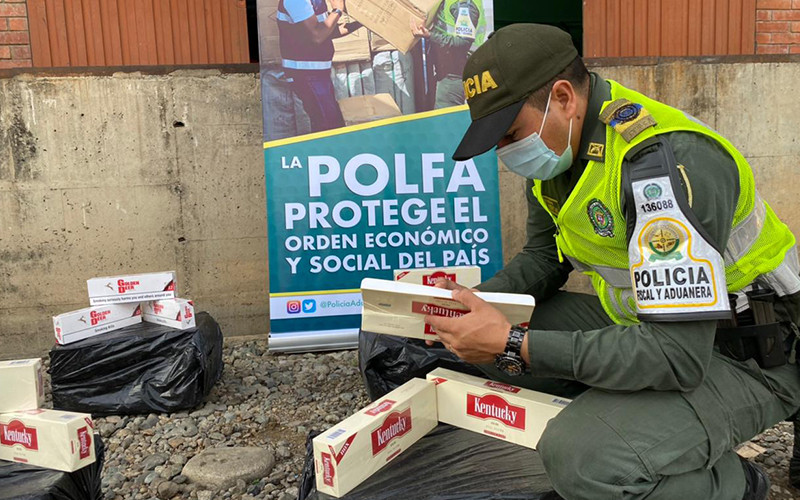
left=268, top=329, right=359, bottom=353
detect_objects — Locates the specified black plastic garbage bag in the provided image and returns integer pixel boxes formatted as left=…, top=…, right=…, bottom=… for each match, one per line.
left=50, top=312, right=223, bottom=416
left=790, top=417, right=800, bottom=488
left=0, top=433, right=104, bottom=500
left=298, top=424, right=554, bottom=500
left=358, top=330, right=486, bottom=400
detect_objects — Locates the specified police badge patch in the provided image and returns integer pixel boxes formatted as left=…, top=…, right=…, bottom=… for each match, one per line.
left=643, top=183, right=662, bottom=200
left=599, top=98, right=657, bottom=142
left=644, top=221, right=682, bottom=261
left=587, top=199, right=614, bottom=238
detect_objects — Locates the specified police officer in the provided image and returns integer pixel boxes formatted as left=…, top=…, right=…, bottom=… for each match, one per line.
left=411, top=0, right=486, bottom=109
left=277, top=0, right=360, bottom=132
left=425, top=24, right=800, bottom=500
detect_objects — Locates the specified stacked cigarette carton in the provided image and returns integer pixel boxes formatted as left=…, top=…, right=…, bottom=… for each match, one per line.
left=315, top=373, right=569, bottom=497
left=52, top=271, right=196, bottom=345
left=426, top=368, right=570, bottom=450
left=313, top=378, right=438, bottom=497
left=0, top=359, right=96, bottom=472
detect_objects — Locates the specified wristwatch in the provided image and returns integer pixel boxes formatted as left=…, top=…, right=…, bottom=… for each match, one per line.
left=495, top=324, right=528, bottom=376
left=330, top=8, right=343, bottom=16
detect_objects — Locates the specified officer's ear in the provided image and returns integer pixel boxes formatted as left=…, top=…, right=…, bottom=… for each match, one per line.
left=551, top=80, right=578, bottom=117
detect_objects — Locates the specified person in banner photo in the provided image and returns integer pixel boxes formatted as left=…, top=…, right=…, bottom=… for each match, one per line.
left=422, top=24, right=800, bottom=500
left=410, top=0, right=487, bottom=109
left=277, top=0, right=361, bottom=132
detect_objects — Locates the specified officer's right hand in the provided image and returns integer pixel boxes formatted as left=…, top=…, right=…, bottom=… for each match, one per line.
left=331, top=0, right=345, bottom=12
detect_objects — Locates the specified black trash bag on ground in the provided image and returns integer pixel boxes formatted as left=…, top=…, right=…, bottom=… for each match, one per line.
left=0, top=433, right=104, bottom=500
left=298, top=424, right=554, bottom=500
left=790, top=417, right=800, bottom=488
left=299, top=430, right=323, bottom=500
left=358, top=330, right=486, bottom=400
left=50, top=312, right=223, bottom=416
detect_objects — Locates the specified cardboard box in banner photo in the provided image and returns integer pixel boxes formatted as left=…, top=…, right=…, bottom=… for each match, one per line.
left=347, top=0, right=443, bottom=53
left=258, top=0, right=371, bottom=65
left=338, top=93, right=402, bottom=126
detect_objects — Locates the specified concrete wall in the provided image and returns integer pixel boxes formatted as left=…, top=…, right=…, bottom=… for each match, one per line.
left=2, top=57, right=800, bottom=358
left=0, top=69, right=266, bottom=358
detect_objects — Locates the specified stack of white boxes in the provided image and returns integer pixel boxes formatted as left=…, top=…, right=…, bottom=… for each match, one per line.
left=0, top=359, right=97, bottom=472
left=52, top=271, right=197, bottom=346
left=314, top=369, right=571, bottom=498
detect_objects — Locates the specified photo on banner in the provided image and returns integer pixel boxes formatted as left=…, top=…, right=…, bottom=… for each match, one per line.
left=258, top=0, right=499, bottom=351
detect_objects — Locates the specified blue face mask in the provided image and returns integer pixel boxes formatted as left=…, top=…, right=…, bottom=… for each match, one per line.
left=496, top=93, right=573, bottom=180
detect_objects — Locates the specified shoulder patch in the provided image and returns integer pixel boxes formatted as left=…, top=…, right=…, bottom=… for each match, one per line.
left=587, top=142, right=605, bottom=159
left=599, top=98, right=657, bottom=143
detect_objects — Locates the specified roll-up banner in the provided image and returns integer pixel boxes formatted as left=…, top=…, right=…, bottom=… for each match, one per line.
left=258, top=0, right=498, bottom=351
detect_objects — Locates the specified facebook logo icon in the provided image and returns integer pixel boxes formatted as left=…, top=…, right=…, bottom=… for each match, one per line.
left=302, top=299, right=316, bottom=314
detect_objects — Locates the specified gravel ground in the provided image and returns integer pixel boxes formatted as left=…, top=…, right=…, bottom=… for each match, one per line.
left=31, top=338, right=800, bottom=499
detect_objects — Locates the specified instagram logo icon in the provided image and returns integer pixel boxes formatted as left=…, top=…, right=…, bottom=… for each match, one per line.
left=286, top=301, right=302, bottom=314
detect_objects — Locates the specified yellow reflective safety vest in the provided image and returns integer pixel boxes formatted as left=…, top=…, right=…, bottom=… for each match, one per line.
left=442, top=0, right=487, bottom=45
left=532, top=80, right=800, bottom=325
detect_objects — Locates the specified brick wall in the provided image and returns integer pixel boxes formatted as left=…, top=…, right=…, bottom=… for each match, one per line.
left=0, top=0, right=30, bottom=68
left=757, top=0, right=800, bottom=54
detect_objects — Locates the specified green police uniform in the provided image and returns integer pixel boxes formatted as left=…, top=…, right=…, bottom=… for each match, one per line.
left=473, top=72, right=800, bottom=499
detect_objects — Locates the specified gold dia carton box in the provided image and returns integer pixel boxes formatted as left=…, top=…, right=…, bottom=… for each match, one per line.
left=427, top=368, right=570, bottom=450
left=313, top=378, right=437, bottom=497
left=142, top=298, right=196, bottom=330
left=0, top=409, right=96, bottom=472
left=0, top=359, right=45, bottom=413
left=87, top=271, right=176, bottom=305
left=53, top=303, right=142, bottom=345
left=361, top=278, right=534, bottom=341
left=394, top=266, right=481, bottom=288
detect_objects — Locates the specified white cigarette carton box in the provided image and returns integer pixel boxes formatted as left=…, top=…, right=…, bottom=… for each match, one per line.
left=0, top=409, right=96, bottom=472
left=361, top=278, right=535, bottom=341
left=427, top=368, right=570, bottom=450
left=393, top=266, right=481, bottom=288
left=142, top=298, right=195, bottom=330
left=0, top=359, right=45, bottom=413
left=87, top=271, right=176, bottom=305
left=313, top=378, right=437, bottom=497
left=53, top=303, right=142, bottom=345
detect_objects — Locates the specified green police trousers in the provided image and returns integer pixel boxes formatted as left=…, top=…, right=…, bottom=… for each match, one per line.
left=477, top=292, right=800, bottom=500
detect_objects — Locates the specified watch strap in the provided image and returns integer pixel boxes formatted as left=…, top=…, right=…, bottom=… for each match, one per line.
left=505, top=324, right=526, bottom=358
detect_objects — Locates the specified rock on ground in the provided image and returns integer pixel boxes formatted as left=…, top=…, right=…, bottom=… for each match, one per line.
left=182, top=447, right=276, bottom=490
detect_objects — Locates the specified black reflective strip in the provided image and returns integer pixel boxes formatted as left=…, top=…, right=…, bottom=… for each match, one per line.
left=638, top=310, right=733, bottom=322
left=622, top=137, right=723, bottom=254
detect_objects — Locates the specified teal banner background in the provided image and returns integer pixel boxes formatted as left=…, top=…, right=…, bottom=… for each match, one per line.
left=265, top=108, right=503, bottom=335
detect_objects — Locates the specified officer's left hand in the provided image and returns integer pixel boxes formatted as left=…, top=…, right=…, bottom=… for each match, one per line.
left=424, top=289, right=511, bottom=364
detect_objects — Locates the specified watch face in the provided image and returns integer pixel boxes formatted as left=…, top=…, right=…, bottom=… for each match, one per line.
left=496, top=356, right=525, bottom=377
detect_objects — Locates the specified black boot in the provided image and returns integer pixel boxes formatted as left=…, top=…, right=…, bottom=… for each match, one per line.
left=740, top=457, right=770, bottom=500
